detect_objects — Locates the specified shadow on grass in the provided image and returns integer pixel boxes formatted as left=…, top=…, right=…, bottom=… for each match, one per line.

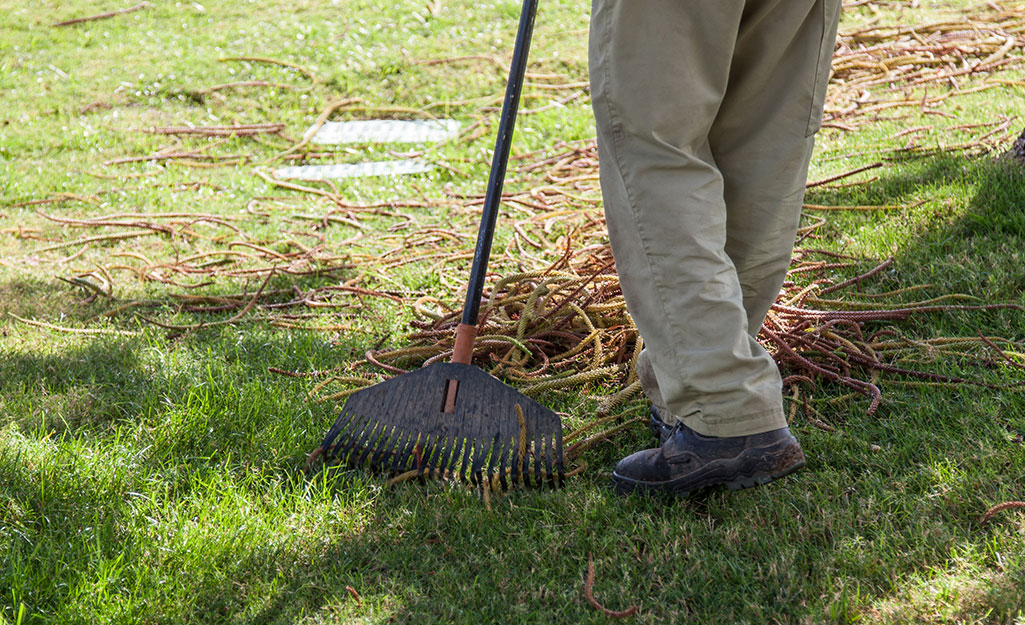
left=0, top=339, right=155, bottom=435
left=804, top=149, right=1025, bottom=307
left=804, top=151, right=968, bottom=209
left=0, top=276, right=89, bottom=323
left=894, top=156, right=1025, bottom=305
left=0, top=268, right=351, bottom=328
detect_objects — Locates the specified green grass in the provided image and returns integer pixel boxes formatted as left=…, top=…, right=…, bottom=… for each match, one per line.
left=3, top=1, right=1025, bottom=623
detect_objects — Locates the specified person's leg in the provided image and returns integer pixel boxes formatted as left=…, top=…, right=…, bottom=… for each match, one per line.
left=591, top=0, right=842, bottom=494
left=590, top=0, right=784, bottom=439
left=713, top=0, right=843, bottom=333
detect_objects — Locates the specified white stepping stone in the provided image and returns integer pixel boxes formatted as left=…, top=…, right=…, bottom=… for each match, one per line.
left=308, top=119, right=461, bottom=145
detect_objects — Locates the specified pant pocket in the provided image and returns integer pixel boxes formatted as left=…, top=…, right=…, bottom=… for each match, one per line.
left=805, top=0, right=842, bottom=137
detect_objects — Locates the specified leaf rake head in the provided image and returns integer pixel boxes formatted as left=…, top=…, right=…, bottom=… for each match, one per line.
left=317, top=363, right=564, bottom=488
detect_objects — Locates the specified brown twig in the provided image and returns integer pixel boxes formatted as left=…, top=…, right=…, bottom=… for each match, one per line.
left=32, top=231, right=151, bottom=254
left=8, top=313, right=138, bottom=336
left=218, top=56, right=320, bottom=83
left=103, top=152, right=249, bottom=165
left=144, top=123, right=285, bottom=137
left=802, top=200, right=927, bottom=212
left=818, top=257, right=894, bottom=295
left=270, top=98, right=362, bottom=161
left=977, top=332, right=1025, bottom=372
left=52, top=2, right=150, bottom=27
left=806, top=162, right=884, bottom=188
left=195, top=81, right=296, bottom=95
left=345, top=586, right=362, bottom=607
left=979, top=501, right=1025, bottom=525
left=36, top=210, right=174, bottom=235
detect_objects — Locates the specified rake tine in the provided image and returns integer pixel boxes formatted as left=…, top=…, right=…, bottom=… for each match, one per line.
left=351, top=420, right=380, bottom=467
left=510, top=432, right=524, bottom=487
left=509, top=434, right=522, bottom=489
left=430, top=436, right=448, bottom=479
left=334, top=413, right=366, bottom=463
left=455, top=437, right=472, bottom=475
left=458, top=436, right=475, bottom=483
left=532, top=425, right=545, bottom=486
left=541, top=433, right=554, bottom=485
left=552, top=434, right=564, bottom=485
left=327, top=417, right=362, bottom=462
left=396, top=430, right=424, bottom=474
left=485, top=435, right=503, bottom=486
left=430, top=432, right=451, bottom=477
left=387, top=428, right=415, bottom=473
left=434, top=435, right=456, bottom=479
left=512, top=430, right=526, bottom=485
left=495, top=436, right=508, bottom=490
left=381, top=424, right=407, bottom=467
left=321, top=410, right=357, bottom=458
left=417, top=434, right=437, bottom=476
left=470, top=438, right=488, bottom=486
left=352, top=418, right=386, bottom=467
left=372, top=423, right=399, bottom=468
left=344, top=420, right=373, bottom=465
left=498, top=436, right=515, bottom=490
left=520, top=431, right=533, bottom=488
left=352, top=413, right=385, bottom=463
left=368, top=424, right=398, bottom=469
left=440, top=435, right=463, bottom=476
left=448, top=435, right=464, bottom=476
left=413, top=434, right=430, bottom=476
left=431, top=435, right=453, bottom=479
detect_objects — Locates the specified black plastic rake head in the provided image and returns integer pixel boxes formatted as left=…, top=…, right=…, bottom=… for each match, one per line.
left=318, top=362, right=564, bottom=488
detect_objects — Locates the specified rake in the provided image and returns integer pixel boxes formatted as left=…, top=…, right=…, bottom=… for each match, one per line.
left=314, top=0, right=564, bottom=487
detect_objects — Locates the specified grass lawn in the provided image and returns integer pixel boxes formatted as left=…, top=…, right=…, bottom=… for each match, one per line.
left=2, top=1, right=1025, bottom=623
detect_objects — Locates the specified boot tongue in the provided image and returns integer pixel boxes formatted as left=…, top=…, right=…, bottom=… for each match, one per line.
left=660, top=424, right=692, bottom=459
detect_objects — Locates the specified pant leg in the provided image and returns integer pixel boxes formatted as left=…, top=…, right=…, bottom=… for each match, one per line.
left=590, top=0, right=839, bottom=437
left=714, top=0, right=842, bottom=332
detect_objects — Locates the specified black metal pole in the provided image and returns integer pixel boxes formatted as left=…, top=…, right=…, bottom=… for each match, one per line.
left=460, top=0, right=539, bottom=326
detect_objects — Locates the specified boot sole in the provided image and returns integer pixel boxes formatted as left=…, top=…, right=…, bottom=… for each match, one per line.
left=612, top=439, right=806, bottom=498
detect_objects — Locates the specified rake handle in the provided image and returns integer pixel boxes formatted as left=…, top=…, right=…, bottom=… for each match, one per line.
left=445, top=323, right=477, bottom=411
left=446, top=0, right=538, bottom=411
left=458, top=0, right=540, bottom=334
left=452, top=323, right=478, bottom=365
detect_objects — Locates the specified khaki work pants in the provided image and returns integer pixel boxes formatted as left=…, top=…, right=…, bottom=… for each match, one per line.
left=589, top=0, right=842, bottom=437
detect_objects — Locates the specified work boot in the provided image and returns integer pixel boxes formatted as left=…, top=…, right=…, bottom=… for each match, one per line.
left=613, top=421, right=805, bottom=497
